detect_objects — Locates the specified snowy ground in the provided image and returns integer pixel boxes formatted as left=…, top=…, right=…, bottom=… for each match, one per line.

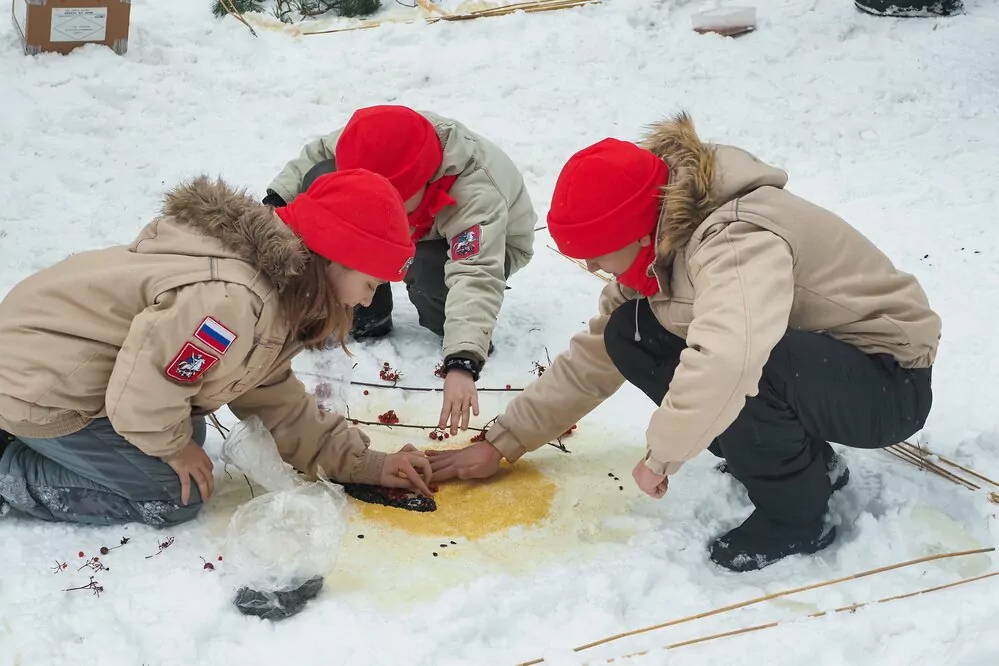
left=2, top=0, right=999, bottom=664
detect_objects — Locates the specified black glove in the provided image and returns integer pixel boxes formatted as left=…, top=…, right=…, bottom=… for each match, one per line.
left=262, top=190, right=287, bottom=208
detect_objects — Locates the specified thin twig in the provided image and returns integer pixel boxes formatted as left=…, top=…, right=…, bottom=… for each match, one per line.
left=244, top=475, right=255, bottom=498
left=600, top=570, right=999, bottom=663
left=219, top=0, right=259, bottom=36
left=514, top=547, right=995, bottom=665
left=296, top=371, right=525, bottom=393
left=350, top=418, right=485, bottom=433
left=884, top=445, right=979, bottom=490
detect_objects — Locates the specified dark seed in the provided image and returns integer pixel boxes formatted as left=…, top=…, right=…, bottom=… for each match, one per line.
left=450, top=540, right=456, bottom=545
left=619, top=486, right=624, bottom=490
left=433, top=552, right=439, bottom=557
left=357, top=535, right=365, bottom=539
left=608, top=473, right=614, bottom=478
left=440, top=544, right=447, bottom=548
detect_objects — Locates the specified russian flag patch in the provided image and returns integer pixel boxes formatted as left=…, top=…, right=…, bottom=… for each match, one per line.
left=193, top=317, right=237, bottom=355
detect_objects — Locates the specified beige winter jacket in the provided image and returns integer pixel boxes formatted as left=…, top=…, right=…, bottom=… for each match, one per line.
left=487, top=113, right=942, bottom=476
left=0, top=178, right=385, bottom=484
left=267, top=111, right=537, bottom=362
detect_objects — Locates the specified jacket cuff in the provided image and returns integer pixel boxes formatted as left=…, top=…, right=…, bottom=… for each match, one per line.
left=643, top=455, right=684, bottom=476
left=350, top=449, right=387, bottom=485
left=442, top=342, right=487, bottom=366
left=486, top=421, right=528, bottom=463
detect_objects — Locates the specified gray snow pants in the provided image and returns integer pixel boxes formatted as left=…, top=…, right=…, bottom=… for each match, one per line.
left=0, top=417, right=207, bottom=526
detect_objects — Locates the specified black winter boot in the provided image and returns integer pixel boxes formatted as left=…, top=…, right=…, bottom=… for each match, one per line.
left=854, top=0, right=963, bottom=17
left=709, top=511, right=837, bottom=572
left=716, top=441, right=851, bottom=493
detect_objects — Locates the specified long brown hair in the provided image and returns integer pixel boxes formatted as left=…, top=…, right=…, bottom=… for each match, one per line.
left=280, top=253, right=354, bottom=352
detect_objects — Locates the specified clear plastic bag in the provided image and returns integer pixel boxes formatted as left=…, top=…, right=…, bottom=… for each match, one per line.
left=219, top=416, right=349, bottom=620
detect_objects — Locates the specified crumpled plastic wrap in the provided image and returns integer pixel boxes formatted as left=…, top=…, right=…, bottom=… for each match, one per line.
left=220, top=416, right=348, bottom=620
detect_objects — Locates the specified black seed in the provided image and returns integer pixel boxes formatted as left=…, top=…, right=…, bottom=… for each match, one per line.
left=357, top=534, right=364, bottom=539
left=607, top=473, right=614, bottom=477
left=450, top=540, right=457, bottom=545
left=433, top=552, right=439, bottom=557
left=619, top=486, right=624, bottom=490
left=440, top=544, right=448, bottom=548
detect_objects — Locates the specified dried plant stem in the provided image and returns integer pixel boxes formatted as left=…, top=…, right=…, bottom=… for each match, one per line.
left=896, top=440, right=999, bottom=489
left=884, top=445, right=979, bottom=490
left=600, top=570, right=999, bottom=664
left=302, top=0, right=602, bottom=35
left=349, top=418, right=485, bottom=433
left=514, top=547, right=995, bottom=665
left=218, top=0, right=259, bottom=35
left=295, top=370, right=524, bottom=393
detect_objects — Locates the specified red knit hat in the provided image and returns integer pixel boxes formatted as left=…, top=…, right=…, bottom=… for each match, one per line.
left=335, top=105, right=443, bottom=202
left=275, top=169, right=415, bottom=282
left=547, top=138, right=669, bottom=259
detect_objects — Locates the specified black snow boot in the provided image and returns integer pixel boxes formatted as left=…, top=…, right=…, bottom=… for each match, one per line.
left=350, top=282, right=394, bottom=340
left=854, top=0, right=963, bottom=17
left=716, top=441, right=851, bottom=493
left=709, top=511, right=837, bottom=572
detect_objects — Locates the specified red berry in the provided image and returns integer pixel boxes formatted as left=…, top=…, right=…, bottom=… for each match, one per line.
left=204, top=562, right=215, bottom=570
left=444, top=433, right=450, bottom=439
left=100, top=547, right=109, bottom=555
left=363, top=390, right=369, bottom=396
left=218, top=556, right=223, bottom=561
left=506, top=384, right=512, bottom=390
left=78, top=551, right=84, bottom=558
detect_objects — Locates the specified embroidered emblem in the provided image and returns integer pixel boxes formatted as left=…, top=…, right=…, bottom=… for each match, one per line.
left=165, top=342, right=219, bottom=383
left=193, top=317, right=237, bottom=355
left=450, top=225, right=481, bottom=261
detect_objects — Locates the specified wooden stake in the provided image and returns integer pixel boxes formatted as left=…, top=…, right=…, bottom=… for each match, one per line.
left=514, top=547, right=995, bottom=665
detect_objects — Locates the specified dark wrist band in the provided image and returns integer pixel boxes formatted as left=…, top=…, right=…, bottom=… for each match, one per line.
left=443, top=356, right=482, bottom=382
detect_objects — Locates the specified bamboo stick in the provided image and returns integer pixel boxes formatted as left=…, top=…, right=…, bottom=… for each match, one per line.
left=514, top=547, right=995, bottom=665
left=600, top=570, right=999, bottom=664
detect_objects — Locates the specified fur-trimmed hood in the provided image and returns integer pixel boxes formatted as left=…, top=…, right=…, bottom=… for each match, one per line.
left=158, top=176, right=309, bottom=292
left=638, top=113, right=788, bottom=258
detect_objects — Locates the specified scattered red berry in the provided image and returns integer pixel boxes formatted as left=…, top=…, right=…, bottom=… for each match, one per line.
left=505, top=384, right=512, bottom=390
left=100, top=547, right=109, bottom=555
left=78, top=551, right=85, bottom=558
left=377, top=410, right=400, bottom=425
left=218, top=556, right=223, bottom=561
left=379, top=362, right=402, bottom=383
left=434, top=363, right=447, bottom=379
left=351, top=419, right=359, bottom=425
left=363, top=390, right=369, bottom=396
left=429, top=432, right=438, bottom=440
left=444, top=433, right=450, bottom=439
left=200, top=557, right=215, bottom=571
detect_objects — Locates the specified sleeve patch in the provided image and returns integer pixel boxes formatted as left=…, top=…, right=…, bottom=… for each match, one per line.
left=165, top=342, right=220, bottom=383
left=450, top=224, right=482, bottom=261
left=194, top=316, right=237, bottom=355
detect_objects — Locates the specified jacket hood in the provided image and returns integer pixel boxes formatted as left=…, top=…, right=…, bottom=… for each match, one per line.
left=638, top=112, right=789, bottom=257
left=160, top=176, right=310, bottom=292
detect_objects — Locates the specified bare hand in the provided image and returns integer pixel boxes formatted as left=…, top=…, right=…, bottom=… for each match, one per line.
left=438, top=368, right=480, bottom=435
left=428, top=441, right=502, bottom=482
left=632, top=459, right=668, bottom=499
left=380, top=443, right=435, bottom=496
left=164, top=440, right=214, bottom=506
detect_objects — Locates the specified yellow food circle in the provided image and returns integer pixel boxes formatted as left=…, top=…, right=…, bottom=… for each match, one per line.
left=353, top=461, right=556, bottom=540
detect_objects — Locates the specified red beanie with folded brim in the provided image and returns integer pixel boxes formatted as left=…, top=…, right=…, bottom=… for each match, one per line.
left=275, top=169, right=416, bottom=282
left=547, top=138, right=669, bottom=259
left=334, top=105, right=443, bottom=201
